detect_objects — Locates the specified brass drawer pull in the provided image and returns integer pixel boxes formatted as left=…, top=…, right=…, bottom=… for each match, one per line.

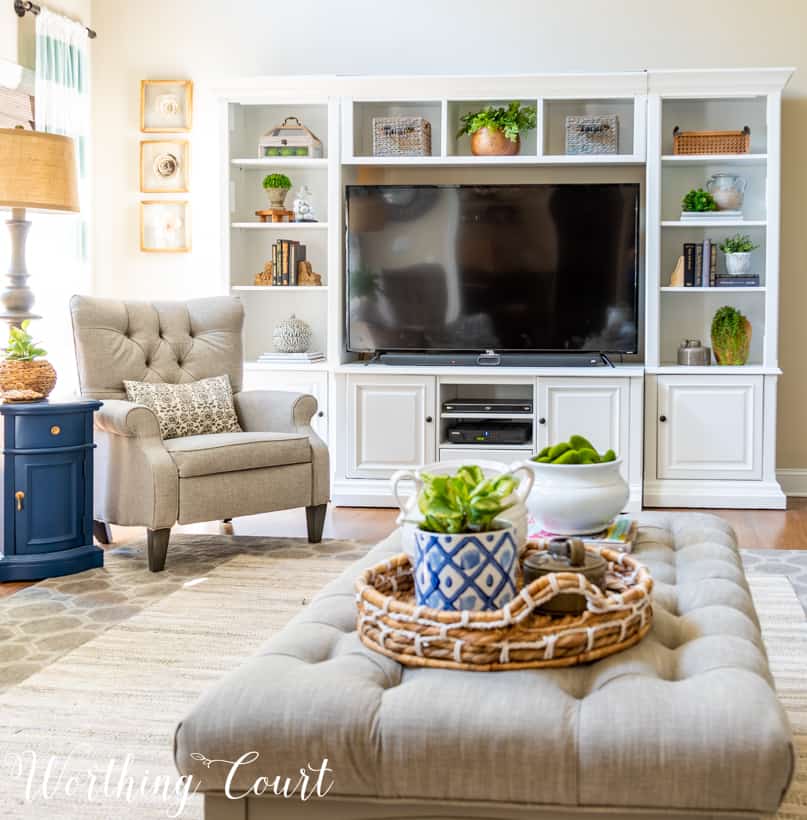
left=50, top=425, right=61, bottom=436
left=15, top=491, right=24, bottom=511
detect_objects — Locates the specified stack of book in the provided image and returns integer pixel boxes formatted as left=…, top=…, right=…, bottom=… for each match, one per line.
left=714, top=274, right=761, bottom=287
left=271, top=239, right=307, bottom=286
left=682, top=240, right=717, bottom=286
left=257, top=351, right=326, bottom=364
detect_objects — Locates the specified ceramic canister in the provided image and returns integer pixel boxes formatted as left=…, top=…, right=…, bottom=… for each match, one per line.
left=413, top=522, right=519, bottom=611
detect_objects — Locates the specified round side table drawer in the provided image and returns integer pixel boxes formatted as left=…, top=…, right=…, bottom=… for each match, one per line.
left=13, top=413, right=85, bottom=449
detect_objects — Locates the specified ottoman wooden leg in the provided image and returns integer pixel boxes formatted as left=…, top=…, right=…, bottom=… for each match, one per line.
left=147, top=528, right=171, bottom=572
left=306, top=504, right=327, bottom=543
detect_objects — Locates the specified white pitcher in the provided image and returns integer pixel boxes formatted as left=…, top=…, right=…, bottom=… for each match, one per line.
left=391, top=460, right=534, bottom=559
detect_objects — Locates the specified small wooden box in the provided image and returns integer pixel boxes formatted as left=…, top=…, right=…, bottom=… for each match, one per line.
left=258, top=117, right=323, bottom=158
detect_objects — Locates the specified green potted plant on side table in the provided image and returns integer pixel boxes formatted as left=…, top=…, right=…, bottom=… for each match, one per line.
left=457, top=102, right=537, bottom=156
left=412, top=465, right=519, bottom=611
left=262, top=173, right=292, bottom=209
left=719, top=233, right=759, bottom=277
left=711, top=305, right=752, bottom=365
left=0, top=320, right=56, bottom=400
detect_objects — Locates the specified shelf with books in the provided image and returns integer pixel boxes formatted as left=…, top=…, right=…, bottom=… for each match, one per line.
left=660, top=286, right=766, bottom=293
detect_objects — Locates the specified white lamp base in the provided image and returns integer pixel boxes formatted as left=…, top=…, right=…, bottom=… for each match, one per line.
left=1, top=207, right=41, bottom=327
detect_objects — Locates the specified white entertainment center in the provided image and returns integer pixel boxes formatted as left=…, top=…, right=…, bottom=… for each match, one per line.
left=218, top=68, right=792, bottom=511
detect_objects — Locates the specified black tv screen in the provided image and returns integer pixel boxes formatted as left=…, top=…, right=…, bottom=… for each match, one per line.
left=346, top=183, right=640, bottom=354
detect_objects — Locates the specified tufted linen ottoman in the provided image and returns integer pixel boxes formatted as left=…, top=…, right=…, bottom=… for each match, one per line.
left=174, top=513, right=794, bottom=820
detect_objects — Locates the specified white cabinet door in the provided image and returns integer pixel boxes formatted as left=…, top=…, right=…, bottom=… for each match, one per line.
left=241, top=367, right=329, bottom=441
left=347, top=375, right=436, bottom=479
left=656, top=375, right=763, bottom=480
left=537, top=378, right=629, bottom=476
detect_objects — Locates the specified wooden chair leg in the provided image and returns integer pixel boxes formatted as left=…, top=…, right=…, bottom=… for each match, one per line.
left=305, top=504, right=327, bottom=544
left=93, top=520, right=112, bottom=545
left=147, top=528, right=171, bottom=572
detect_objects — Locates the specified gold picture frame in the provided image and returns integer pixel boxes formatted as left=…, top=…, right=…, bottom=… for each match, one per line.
left=140, top=80, right=193, bottom=132
left=140, top=139, right=190, bottom=193
left=140, top=200, right=191, bottom=253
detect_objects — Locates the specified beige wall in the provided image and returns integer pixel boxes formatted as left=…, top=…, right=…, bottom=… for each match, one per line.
left=0, top=0, right=91, bottom=68
left=89, top=0, right=807, bottom=468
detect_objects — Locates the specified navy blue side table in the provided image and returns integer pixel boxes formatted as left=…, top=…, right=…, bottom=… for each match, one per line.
left=0, top=400, right=103, bottom=581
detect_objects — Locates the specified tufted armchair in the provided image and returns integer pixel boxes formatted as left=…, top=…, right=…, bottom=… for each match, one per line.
left=69, top=295, right=330, bottom=572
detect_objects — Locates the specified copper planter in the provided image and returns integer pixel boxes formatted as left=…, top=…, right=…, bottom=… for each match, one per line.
left=470, top=128, right=520, bottom=156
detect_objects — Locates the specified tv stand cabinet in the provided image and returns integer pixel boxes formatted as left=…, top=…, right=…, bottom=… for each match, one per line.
left=217, top=67, right=791, bottom=511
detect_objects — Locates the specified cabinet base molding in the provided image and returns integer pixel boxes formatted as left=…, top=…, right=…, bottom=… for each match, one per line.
left=643, top=479, right=786, bottom=510
left=0, top=542, right=103, bottom=582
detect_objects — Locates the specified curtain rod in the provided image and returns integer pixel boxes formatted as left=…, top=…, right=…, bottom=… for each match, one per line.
left=13, top=0, right=97, bottom=39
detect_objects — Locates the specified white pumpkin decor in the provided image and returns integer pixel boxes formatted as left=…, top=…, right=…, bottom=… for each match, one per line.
left=272, top=314, right=312, bottom=353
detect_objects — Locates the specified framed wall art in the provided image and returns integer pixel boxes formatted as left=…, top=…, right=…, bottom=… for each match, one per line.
left=140, top=200, right=191, bottom=253
left=140, top=80, right=193, bottom=132
left=140, top=140, right=189, bottom=193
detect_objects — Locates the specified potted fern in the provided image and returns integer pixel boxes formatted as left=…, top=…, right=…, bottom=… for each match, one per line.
left=711, top=306, right=752, bottom=366
left=457, top=102, right=537, bottom=156
left=262, top=173, right=292, bottom=208
left=411, top=465, right=519, bottom=611
left=0, top=320, right=56, bottom=398
left=719, top=233, right=759, bottom=277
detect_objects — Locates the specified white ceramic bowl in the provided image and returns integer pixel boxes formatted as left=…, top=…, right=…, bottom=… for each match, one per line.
left=521, top=457, right=629, bottom=535
left=392, top=460, right=533, bottom=559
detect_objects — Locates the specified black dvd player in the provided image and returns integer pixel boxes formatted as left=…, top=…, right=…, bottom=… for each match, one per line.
left=447, top=422, right=532, bottom=446
left=443, top=399, right=533, bottom=414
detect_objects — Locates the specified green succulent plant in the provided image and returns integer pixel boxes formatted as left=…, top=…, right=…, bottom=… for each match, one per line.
left=719, top=233, right=759, bottom=254
left=457, top=102, right=537, bottom=143
left=262, top=173, right=292, bottom=190
left=415, top=465, right=517, bottom=534
left=533, top=434, right=617, bottom=465
left=681, top=188, right=718, bottom=212
left=711, top=305, right=750, bottom=365
left=5, top=320, right=46, bottom=361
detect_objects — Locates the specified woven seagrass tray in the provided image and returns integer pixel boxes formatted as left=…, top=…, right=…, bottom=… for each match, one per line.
left=355, top=543, right=653, bottom=671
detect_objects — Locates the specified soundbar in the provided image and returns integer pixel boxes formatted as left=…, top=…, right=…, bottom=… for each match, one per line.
left=378, top=351, right=609, bottom=367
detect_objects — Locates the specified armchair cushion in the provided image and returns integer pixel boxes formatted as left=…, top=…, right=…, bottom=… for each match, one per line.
left=164, top=431, right=312, bottom=478
left=124, top=375, right=242, bottom=440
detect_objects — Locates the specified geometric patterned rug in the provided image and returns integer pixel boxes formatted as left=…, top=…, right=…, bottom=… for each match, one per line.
left=743, top=550, right=807, bottom=615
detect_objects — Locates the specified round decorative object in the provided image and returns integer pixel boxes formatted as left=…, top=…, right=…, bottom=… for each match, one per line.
left=272, top=314, right=311, bottom=353
left=266, top=187, right=289, bottom=208
left=470, top=127, right=520, bottom=156
left=153, top=152, right=179, bottom=179
left=156, top=94, right=180, bottom=116
left=0, top=359, right=57, bottom=398
left=521, top=457, right=629, bottom=535
left=724, top=252, right=753, bottom=276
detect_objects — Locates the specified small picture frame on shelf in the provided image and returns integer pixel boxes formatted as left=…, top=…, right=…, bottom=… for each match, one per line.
left=140, top=140, right=189, bottom=193
left=140, top=201, right=191, bottom=253
left=140, top=80, right=193, bottom=132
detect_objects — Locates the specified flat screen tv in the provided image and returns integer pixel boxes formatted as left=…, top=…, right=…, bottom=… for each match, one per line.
left=345, top=183, right=640, bottom=355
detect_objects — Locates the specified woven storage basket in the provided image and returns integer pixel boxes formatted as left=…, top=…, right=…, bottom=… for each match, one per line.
left=0, top=359, right=56, bottom=398
left=356, top=543, right=653, bottom=671
left=565, top=114, right=618, bottom=155
left=673, top=126, right=751, bottom=155
left=372, top=117, right=431, bottom=157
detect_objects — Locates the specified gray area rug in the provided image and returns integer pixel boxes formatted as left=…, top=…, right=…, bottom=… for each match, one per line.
left=743, top=549, right=807, bottom=615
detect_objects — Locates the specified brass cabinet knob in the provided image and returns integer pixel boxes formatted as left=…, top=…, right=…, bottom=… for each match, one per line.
left=50, top=425, right=61, bottom=436
left=15, top=491, right=24, bottom=511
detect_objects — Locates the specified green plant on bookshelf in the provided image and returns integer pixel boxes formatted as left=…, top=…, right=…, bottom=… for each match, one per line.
left=681, top=188, right=718, bottom=213
left=457, top=102, right=537, bottom=156
left=719, top=234, right=759, bottom=254
left=262, top=173, right=292, bottom=208
left=719, top=233, right=759, bottom=277
left=711, top=305, right=752, bottom=365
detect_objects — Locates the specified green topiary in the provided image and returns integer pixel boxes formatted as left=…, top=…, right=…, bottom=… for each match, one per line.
left=681, top=188, right=718, bottom=212
left=262, top=173, right=292, bottom=190
left=711, top=305, right=751, bottom=365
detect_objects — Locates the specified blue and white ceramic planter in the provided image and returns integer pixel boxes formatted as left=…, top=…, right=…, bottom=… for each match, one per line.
left=413, top=523, right=518, bottom=612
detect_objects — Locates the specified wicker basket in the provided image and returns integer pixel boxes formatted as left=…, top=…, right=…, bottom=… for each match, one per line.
left=372, top=117, right=431, bottom=157
left=0, top=359, right=56, bottom=398
left=355, top=543, right=653, bottom=671
left=673, top=126, right=751, bottom=155
left=565, top=115, right=618, bottom=155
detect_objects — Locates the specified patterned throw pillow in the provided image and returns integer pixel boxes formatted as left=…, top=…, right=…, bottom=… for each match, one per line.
left=123, top=375, right=242, bottom=440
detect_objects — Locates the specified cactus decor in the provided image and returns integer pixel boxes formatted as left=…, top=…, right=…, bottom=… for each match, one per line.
left=711, top=306, right=752, bottom=365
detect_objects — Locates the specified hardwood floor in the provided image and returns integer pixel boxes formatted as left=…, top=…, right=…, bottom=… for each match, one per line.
left=2, top=500, right=807, bottom=600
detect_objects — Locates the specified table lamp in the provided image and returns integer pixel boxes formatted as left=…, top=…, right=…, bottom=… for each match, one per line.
left=0, top=128, right=79, bottom=325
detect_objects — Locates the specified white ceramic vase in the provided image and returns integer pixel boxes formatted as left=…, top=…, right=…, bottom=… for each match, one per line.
left=724, top=252, right=752, bottom=276
left=521, top=458, right=629, bottom=535
left=392, top=460, right=533, bottom=559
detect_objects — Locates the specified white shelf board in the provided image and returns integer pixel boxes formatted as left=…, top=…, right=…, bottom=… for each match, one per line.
left=661, top=219, right=767, bottom=228
left=244, top=360, right=330, bottom=372
left=342, top=154, right=644, bottom=167
left=647, top=364, right=781, bottom=375
left=231, top=222, right=329, bottom=230
left=661, top=153, right=767, bottom=165
left=661, top=286, right=765, bottom=293
left=231, top=285, right=328, bottom=292
left=440, top=412, right=535, bottom=419
left=231, top=158, right=329, bottom=169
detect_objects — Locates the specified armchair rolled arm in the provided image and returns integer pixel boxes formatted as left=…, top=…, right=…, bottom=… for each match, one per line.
left=94, top=399, right=163, bottom=440
left=234, top=390, right=317, bottom=434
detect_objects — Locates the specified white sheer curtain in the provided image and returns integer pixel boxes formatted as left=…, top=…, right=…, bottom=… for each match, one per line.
left=32, top=7, right=91, bottom=396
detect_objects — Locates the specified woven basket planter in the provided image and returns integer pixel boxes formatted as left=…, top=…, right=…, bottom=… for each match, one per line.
left=0, top=359, right=57, bottom=398
left=355, top=543, right=653, bottom=671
